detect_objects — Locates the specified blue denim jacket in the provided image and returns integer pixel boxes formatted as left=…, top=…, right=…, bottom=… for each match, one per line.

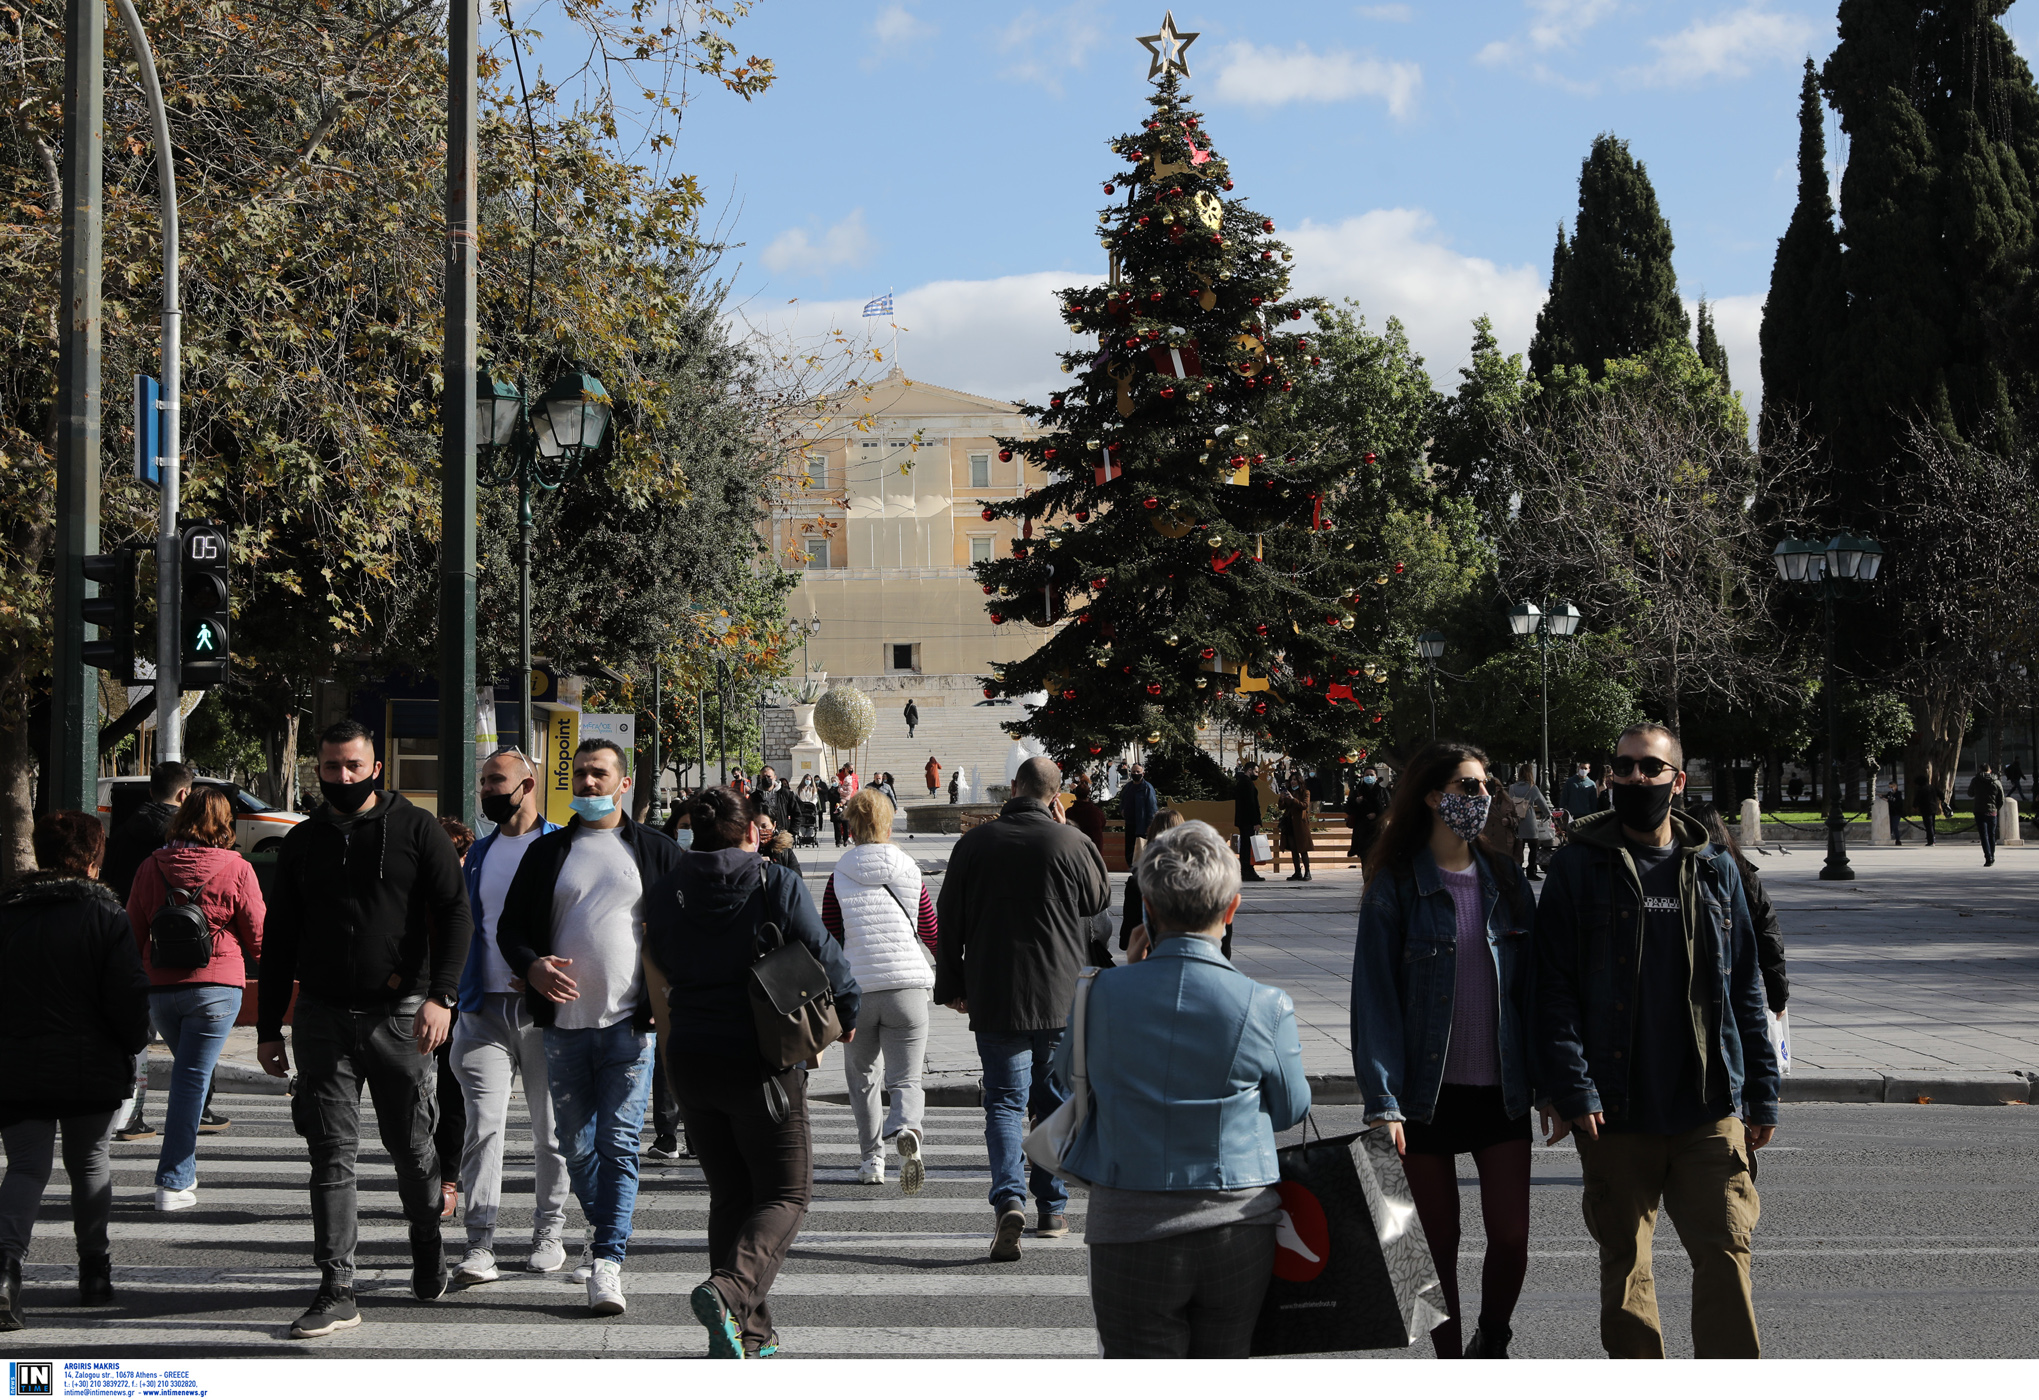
left=1051, top=935, right=1310, bottom=1189
left=457, top=820, right=561, bottom=1013
left=1351, top=846, right=1535, bottom=1124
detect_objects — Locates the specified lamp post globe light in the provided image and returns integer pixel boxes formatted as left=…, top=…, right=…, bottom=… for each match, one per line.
left=1416, top=630, right=1447, bottom=741
left=1508, top=598, right=1583, bottom=801
left=1775, top=532, right=1885, bottom=881
left=476, top=368, right=614, bottom=755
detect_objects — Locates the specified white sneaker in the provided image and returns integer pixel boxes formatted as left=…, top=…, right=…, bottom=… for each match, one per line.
left=571, top=1240, right=595, bottom=1283
left=856, top=1152, right=886, bottom=1185
left=154, top=1186, right=197, bottom=1212
left=452, top=1247, right=499, bottom=1286
left=587, top=1258, right=626, bottom=1316
left=896, top=1126, right=925, bottom=1196
left=527, top=1233, right=566, bottom=1274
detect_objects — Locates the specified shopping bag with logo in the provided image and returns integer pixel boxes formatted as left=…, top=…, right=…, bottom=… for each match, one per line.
left=1250, top=1124, right=1448, bottom=1355
left=1250, top=832, right=1273, bottom=864
left=1766, top=1006, right=1791, bottom=1077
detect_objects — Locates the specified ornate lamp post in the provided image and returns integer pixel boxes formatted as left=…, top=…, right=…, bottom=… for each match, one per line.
left=1416, top=630, right=1447, bottom=742
left=1774, top=532, right=1884, bottom=881
left=1508, top=600, right=1582, bottom=801
left=476, top=369, right=613, bottom=755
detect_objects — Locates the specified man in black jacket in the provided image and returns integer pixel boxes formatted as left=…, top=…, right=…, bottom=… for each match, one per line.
left=257, top=720, right=471, bottom=1339
left=935, top=756, right=1110, bottom=1260
left=495, top=738, right=680, bottom=1317
left=102, top=761, right=193, bottom=1142
left=1233, top=760, right=1267, bottom=882
left=752, top=766, right=793, bottom=830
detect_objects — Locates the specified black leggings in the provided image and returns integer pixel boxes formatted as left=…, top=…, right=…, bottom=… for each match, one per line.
left=1401, top=1139, right=1532, bottom=1358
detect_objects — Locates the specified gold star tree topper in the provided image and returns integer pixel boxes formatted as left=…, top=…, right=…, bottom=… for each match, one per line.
left=1136, top=10, right=1198, bottom=81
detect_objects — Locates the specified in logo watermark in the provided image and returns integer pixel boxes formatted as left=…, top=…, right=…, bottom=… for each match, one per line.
left=9, top=1362, right=54, bottom=1397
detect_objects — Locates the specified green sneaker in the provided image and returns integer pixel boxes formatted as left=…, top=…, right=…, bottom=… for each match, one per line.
left=690, top=1281, right=745, bottom=1359
left=746, top=1330, right=782, bottom=1358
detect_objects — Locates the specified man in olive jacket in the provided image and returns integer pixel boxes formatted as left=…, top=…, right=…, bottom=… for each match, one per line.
left=935, top=756, right=1109, bottom=1261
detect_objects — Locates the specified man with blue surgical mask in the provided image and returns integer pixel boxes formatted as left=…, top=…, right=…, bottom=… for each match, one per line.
left=495, top=738, right=681, bottom=1318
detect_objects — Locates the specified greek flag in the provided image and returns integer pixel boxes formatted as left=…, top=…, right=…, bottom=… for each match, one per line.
left=862, top=293, right=893, bottom=317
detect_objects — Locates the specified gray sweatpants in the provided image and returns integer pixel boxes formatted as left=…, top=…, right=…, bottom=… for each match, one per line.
left=449, top=992, right=570, bottom=1248
left=842, top=986, right=930, bottom=1158
left=0, top=1110, right=120, bottom=1263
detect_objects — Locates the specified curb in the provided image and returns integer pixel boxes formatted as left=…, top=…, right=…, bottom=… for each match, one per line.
left=814, top=1071, right=2038, bottom=1109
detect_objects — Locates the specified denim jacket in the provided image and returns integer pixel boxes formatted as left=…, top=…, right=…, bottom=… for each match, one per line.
left=1351, top=846, right=1535, bottom=1124
left=457, top=820, right=560, bottom=1013
left=1051, top=935, right=1310, bottom=1190
left=1533, top=809, right=1780, bottom=1127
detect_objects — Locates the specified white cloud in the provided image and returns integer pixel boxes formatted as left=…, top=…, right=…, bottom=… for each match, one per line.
left=997, top=6, right=1107, bottom=96
left=761, top=210, right=875, bottom=276
left=1212, top=41, right=1423, bottom=119
left=1285, top=209, right=1548, bottom=375
left=865, top=3, right=934, bottom=69
left=1356, top=3, right=1414, bottom=19
left=1632, top=5, right=1825, bottom=86
left=1476, top=0, right=1620, bottom=88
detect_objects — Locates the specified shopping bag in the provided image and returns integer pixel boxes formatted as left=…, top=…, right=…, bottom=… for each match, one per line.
left=1250, top=1126, right=1449, bottom=1355
left=1766, top=1006, right=1791, bottom=1077
left=1250, top=833, right=1273, bottom=864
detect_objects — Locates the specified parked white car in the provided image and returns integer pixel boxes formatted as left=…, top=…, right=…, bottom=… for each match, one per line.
left=96, top=775, right=307, bottom=854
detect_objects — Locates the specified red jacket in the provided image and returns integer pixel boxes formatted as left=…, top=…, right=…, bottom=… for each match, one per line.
left=126, top=843, right=265, bottom=989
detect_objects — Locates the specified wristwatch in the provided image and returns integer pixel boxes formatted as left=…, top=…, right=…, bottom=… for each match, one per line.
left=430, top=992, right=457, bottom=1009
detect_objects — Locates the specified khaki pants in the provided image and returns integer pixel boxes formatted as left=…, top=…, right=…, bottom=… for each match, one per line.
left=1574, top=1116, right=1762, bottom=1358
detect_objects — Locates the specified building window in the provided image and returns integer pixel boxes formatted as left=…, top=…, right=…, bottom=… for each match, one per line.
left=804, top=453, right=828, bottom=488
left=969, top=453, right=990, bottom=488
left=393, top=735, right=439, bottom=793
left=889, top=643, right=920, bottom=673
left=803, top=535, right=831, bottom=570
left=969, top=535, right=993, bottom=564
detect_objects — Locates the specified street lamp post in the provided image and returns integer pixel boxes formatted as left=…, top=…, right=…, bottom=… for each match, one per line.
left=716, top=659, right=731, bottom=786
left=1508, top=600, right=1582, bottom=802
left=1416, top=631, right=1447, bottom=742
left=476, top=369, right=613, bottom=756
left=800, top=614, right=822, bottom=675
left=1774, top=533, right=1884, bottom=881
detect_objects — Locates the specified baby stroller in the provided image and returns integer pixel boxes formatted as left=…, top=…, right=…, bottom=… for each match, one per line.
left=792, top=798, right=821, bottom=848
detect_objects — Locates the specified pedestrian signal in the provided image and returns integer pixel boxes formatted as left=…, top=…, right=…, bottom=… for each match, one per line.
left=180, top=522, right=231, bottom=686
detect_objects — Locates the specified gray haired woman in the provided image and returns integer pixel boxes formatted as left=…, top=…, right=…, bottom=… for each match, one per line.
left=1053, top=820, right=1310, bottom=1357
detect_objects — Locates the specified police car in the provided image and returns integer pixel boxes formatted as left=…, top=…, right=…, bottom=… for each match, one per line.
left=96, top=775, right=307, bottom=854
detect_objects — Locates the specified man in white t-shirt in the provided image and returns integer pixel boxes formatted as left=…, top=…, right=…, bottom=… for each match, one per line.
left=495, top=739, right=682, bottom=1317
left=449, top=749, right=569, bottom=1286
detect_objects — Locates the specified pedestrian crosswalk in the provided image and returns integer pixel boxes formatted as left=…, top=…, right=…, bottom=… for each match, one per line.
left=6, top=1090, right=1100, bottom=1358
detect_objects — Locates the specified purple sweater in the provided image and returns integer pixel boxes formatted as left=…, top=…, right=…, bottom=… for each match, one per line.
left=1439, top=865, right=1500, bottom=1086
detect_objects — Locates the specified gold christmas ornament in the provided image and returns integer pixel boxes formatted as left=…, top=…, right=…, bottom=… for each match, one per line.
left=1192, top=191, right=1224, bottom=230
left=1146, top=731, right=1164, bottom=744
left=1153, top=509, right=1195, bottom=538
left=1165, top=633, right=1179, bottom=646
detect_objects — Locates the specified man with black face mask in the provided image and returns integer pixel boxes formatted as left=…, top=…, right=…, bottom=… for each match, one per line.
left=1532, top=722, right=1779, bottom=1360
left=447, top=748, right=570, bottom=1287
left=257, top=719, right=472, bottom=1338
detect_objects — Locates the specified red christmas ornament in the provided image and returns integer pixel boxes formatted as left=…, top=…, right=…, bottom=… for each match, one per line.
left=1143, top=496, right=1160, bottom=509
left=1074, top=511, right=1090, bottom=523
left=1255, top=623, right=1269, bottom=636
left=1363, top=452, right=1377, bottom=465
left=1290, top=308, right=1303, bottom=321
left=1348, top=668, right=1360, bottom=677
left=1283, top=381, right=1294, bottom=392
left=1184, top=116, right=1198, bottom=128
left=1049, top=396, right=1063, bottom=409
left=1262, top=250, right=1275, bottom=261
left=1303, top=676, right=1316, bottom=687
left=990, top=613, right=1005, bottom=625
left=998, top=449, right=1013, bottom=462
left=1223, top=179, right=1235, bottom=190
left=1229, top=454, right=1247, bottom=469
left=1011, top=544, right=1028, bottom=558
left=1089, top=745, right=1103, bottom=755
left=1149, top=290, right=1164, bottom=303
left=1325, top=615, right=1341, bottom=627
left=1261, top=219, right=1275, bottom=232
left=1200, top=648, right=1216, bottom=660
left=1372, top=714, right=1384, bottom=724
left=983, top=687, right=995, bottom=698
left=1145, top=683, right=1162, bottom=696
left=1159, top=387, right=1176, bottom=399
left=981, top=584, right=994, bottom=595
left=1138, top=215, right=1151, bottom=227
left=1297, top=338, right=1310, bottom=349
left=1310, top=357, right=1322, bottom=367
left=1090, top=576, right=1109, bottom=589
left=1061, top=688, right=1077, bottom=700
left=1042, top=447, right=1057, bottom=460
left=1103, top=183, right=1115, bottom=194
left=1250, top=296, right=1263, bottom=306
left=1252, top=453, right=1266, bottom=465
left=1077, top=611, right=1092, bottom=624
left=1252, top=701, right=1268, bottom=716
left=1394, top=561, right=1406, bottom=573
left=981, top=507, right=995, bottom=521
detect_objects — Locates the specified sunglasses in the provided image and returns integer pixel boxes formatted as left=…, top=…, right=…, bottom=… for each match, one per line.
left=1440, top=777, right=1494, bottom=796
left=1609, top=755, right=1679, bottom=779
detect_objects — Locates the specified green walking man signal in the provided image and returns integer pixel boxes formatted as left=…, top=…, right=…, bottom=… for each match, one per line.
left=180, top=521, right=231, bottom=687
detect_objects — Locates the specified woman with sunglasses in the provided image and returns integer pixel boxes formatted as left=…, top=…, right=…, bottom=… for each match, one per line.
left=1352, top=740, right=1536, bottom=1358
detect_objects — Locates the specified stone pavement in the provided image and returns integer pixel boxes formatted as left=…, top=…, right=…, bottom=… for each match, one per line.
left=190, top=833, right=2039, bottom=1103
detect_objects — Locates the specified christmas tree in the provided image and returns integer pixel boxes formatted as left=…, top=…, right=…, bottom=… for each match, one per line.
left=976, top=28, right=1395, bottom=768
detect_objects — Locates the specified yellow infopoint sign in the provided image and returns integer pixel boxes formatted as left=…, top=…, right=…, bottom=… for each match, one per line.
left=543, top=708, right=581, bottom=826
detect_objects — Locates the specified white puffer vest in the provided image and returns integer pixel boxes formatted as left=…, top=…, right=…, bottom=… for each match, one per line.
left=832, top=842, right=934, bottom=995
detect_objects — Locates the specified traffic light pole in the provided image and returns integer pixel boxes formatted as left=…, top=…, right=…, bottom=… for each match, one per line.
left=112, top=0, right=182, bottom=761
left=51, top=0, right=104, bottom=811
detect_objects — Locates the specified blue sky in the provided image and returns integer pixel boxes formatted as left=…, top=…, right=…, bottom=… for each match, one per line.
left=520, top=2, right=2039, bottom=415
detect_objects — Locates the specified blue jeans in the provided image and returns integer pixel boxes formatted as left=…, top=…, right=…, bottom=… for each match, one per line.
left=976, top=1029, right=1068, bottom=1215
left=149, top=984, right=241, bottom=1190
left=543, top=1022, right=655, bottom=1263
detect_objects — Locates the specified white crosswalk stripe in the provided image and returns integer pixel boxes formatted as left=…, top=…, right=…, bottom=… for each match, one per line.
left=7, top=1090, right=1095, bottom=1357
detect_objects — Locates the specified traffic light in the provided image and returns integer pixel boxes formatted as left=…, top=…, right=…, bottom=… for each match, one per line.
left=80, top=547, right=138, bottom=680
left=180, top=521, right=231, bottom=687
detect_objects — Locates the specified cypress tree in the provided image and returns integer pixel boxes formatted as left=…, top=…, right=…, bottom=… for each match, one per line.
left=1526, top=224, right=1572, bottom=381
left=1758, top=57, right=1844, bottom=448
left=1530, top=134, right=1689, bottom=379
left=1695, top=297, right=1731, bottom=388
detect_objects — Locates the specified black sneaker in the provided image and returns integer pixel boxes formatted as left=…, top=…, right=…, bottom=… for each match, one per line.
left=410, top=1224, right=449, bottom=1302
left=644, top=1135, right=682, bottom=1160
left=113, top=1121, right=156, bottom=1142
left=198, top=1106, right=231, bottom=1133
left=290, top=1283, right=360, bottom=1338
left=1035, top=1212, right=1068, bottom=1239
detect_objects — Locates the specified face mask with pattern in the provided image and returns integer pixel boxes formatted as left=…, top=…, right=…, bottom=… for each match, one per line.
left=1436, top=790, right=1491, bottom=845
